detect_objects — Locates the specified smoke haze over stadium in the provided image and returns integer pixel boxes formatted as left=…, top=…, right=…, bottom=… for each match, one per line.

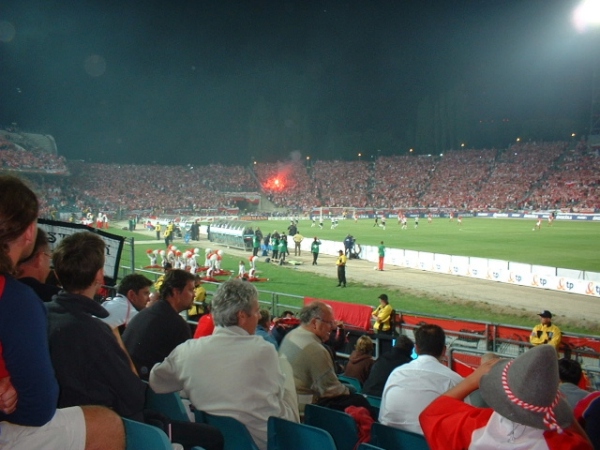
left=0, top=0, right=596, bottom=165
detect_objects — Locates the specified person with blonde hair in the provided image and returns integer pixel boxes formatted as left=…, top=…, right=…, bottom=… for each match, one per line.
left=343, top=335, right=375, bottom=384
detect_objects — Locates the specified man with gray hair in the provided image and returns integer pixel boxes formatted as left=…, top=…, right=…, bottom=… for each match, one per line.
left=150, top=279, right=298, bottom=450
left=279, top=301, right=351, bottom=413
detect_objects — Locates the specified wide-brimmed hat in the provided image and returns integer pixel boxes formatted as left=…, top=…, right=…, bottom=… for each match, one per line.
left=479, top=345, right=572, bottom=432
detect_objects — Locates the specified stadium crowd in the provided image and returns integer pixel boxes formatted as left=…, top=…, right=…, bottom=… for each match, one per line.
left=311, top=160, right=370, bottom=207
left=1, top=140, right=599, bottom=217
left=0, top=137, right=68, bottom=174
left=528, top=144, right=600, bottom=210
left=254, top=160, right=320, bottom=210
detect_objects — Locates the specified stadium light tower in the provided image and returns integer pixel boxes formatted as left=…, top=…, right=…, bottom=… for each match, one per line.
left=573, top=0, right=600, bottom=143
left=573, top=0, right=600, bottom=32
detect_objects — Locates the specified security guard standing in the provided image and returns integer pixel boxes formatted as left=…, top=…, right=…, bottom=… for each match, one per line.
left=336, top=250, right=347, bottom=287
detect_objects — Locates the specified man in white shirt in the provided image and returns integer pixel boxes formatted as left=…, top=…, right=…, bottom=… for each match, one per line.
left=100, top=273, right=152, bottom=330
left=149, top=279, right=298, bottom=450
left=379, top=323, right=465, bottom=435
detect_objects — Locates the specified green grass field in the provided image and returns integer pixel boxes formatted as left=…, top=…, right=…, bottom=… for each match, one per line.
left=113, top=217, right=600, bottom=335
left=253, top=217, right=600, bottom=272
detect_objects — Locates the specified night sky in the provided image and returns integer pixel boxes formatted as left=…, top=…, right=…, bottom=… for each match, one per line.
left=0, top=0, right=597, bottom=165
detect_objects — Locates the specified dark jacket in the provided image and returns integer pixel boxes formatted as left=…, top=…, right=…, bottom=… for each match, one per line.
left=0, top=275, right=58, bottom=426
left=46, top=291, right=146, bottom=420
left=343, top=351, right=375, bottom=385
left=18, top=276, right=60, bottom=302
left=123, top=299, right=191, bottom=380
left=361, top=347, right=413, bottom=397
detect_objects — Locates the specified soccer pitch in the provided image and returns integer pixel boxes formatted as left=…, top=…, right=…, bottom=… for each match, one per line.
left=125, top=217, right=600, bottom=334
left=256, top=217, right=600, bottom=273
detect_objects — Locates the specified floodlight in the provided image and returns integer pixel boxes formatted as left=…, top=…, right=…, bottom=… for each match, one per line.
left=573, top=0, right=600, bottom=32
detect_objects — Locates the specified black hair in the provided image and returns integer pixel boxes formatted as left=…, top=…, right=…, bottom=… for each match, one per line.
left=414, top=324, right=445, bottom=358
left=558, top=358, right=583, bottom=385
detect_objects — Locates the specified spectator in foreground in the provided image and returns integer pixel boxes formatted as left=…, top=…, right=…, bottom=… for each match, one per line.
left=419, top=345, right=592, bottom=449
left=343, top=335, right=375, bottom=385
left=16, top=227, right=60, bottom=302
left=47, top=232, right=223, bottom=450
left=123, top=269, right=195, bottom=379
left=193, top=302, right=215, bottom=338
left=558, top=358, right=590, bottom=409
left=256, top=309, right=278, bottom=348
left=575, top=392, right=600, bottom=450
left=150, top=279, right=298, bottom=450
left=379, top=323, right=464, bottom=434
left=99, top=273, right=153, bottom=332
left=47, top=232, right=146, bottom=420
left=362, top=335, right=414, bottom=397
left=0, top=175, right=124, bottom=449
left=279, top=301, right=373, bottom=416
left=468, top=352, right=501, bottom=408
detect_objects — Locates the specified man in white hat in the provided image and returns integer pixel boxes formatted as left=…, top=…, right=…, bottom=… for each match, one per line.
left=419, top=345, right=592, bottom=449
left=530, top=310, right=562, bottom=350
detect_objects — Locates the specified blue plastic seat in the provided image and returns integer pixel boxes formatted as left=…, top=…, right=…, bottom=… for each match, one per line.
left=267, top=416, right=336, bottom=450
left=304, top=404, right=359, bottom=450
left=365, top=394, right=382, bottom=408
left=370, top=422, right=430, bottom=450
left=145, top=384, right=190, bottom=422
left=199, top=411, right=260, bottom=450
left=358, top=444, right=385, bottom=450
left=338, top=374, right=362, bottom=393
left=123, top=417, right=172, bottom=450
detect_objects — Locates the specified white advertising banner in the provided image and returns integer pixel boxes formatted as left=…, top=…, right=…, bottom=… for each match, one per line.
left=38, top=219, right=125, bottom=284
left=307, top=239, right=600, bottom=298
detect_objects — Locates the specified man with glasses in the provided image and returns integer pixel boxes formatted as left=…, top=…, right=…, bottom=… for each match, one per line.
left=279, top=302, right=358, bottom=414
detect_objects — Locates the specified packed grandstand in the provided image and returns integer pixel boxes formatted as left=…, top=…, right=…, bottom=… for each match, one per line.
left=1, top=131, right=599, bottom=220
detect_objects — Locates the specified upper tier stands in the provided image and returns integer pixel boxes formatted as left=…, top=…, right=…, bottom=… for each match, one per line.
left=1, top=140, right=598, bottom=214
left=0, top=136, right=68, bottom=174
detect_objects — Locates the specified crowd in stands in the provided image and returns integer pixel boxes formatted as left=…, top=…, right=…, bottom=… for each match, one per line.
left=311, top=160, right=370, bottom=207
left=477, top=142, right=566, bottom=210
left=528, top=145, right=600, bottom=210
left=0, top=137, right=68, bottom=174
left=419, top=149, right=497, bottom=209
left=1, top=139, right=599, bottom=215
left=253, top=160, right=320, bottom=210
left=372, top=155, right=437, bottom=208
left=200, top=163, right=258, bottom=192
left=68, top=162, right=244, bottom=213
